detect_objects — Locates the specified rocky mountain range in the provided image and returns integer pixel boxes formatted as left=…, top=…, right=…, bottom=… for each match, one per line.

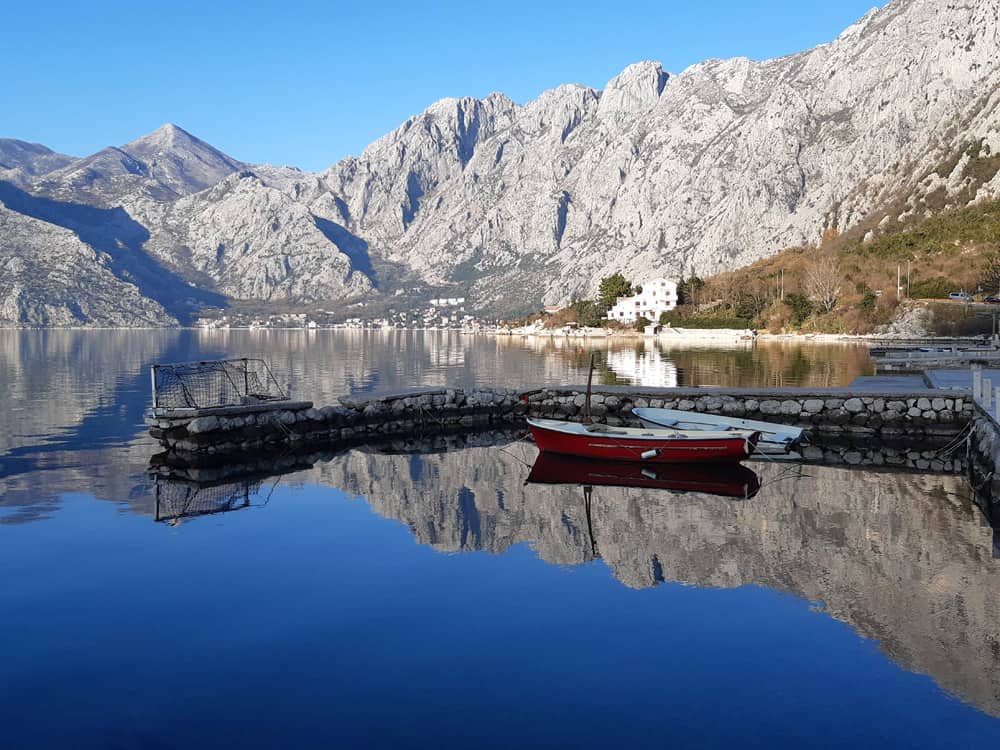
left=3, top=0, right=1000, bottom=326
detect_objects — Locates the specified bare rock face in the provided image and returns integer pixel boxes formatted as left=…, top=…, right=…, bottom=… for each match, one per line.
left=315, top=93, right=518, bottom=241
left=0, top=126, right=371, bottom=323
left=596, top=61, right=669, bottom=121
left=3, top=0, right=1000, bottom=322
left=275, top=0, right=1000, bottom=312
left=0, top=206, right=175, bottom=327
left=142, top=172, right=372, bottom=303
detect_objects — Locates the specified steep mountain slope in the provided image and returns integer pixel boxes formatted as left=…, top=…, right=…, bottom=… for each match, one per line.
left=140, top=171, right=372, bottom=302
left=3, top=0, right=1000, bottom=324
left=282, top=0, right=1000, bottom=313
left=0, top=205, right=175, bottom=326
left=1, top=126, right=369, bottom=324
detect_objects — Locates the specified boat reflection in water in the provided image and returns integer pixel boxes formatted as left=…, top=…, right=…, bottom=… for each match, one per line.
left=527, top=452, right=760, bottom=500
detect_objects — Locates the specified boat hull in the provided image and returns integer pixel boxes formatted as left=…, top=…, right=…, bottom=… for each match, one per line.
left=527, top=453, right=760, bottom=499
left=528, top=419, right=757, bottom=464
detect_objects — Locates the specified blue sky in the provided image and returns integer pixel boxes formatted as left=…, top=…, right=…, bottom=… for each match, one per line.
left=1, top=0, right=883, bottom=171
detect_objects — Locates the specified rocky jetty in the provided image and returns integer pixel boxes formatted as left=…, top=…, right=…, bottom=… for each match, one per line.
left=146, top=384, right=974, bottom=460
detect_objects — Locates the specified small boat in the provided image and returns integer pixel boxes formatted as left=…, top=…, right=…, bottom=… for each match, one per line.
left=632, top=408, right=804, bottom=455
left=527, top=418, right=759, bottom=464
left=527, top=452, right=760, bottom=499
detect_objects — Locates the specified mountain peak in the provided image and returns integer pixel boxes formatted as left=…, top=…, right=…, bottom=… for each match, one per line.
left=598, top=61, right=668, bottom=118
left=127, top=123, right=204, bottom=152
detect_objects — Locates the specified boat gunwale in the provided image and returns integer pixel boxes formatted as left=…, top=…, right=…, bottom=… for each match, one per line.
left=526, top=417, right=752, bottom=442
left=631, top=407, right=804, bottom=440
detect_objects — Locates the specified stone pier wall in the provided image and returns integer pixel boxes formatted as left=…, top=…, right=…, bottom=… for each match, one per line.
left=146, top=385, right=975, bottom=459
left=969, top=409, right=1000, bottom=504
left=146, top=387, right=528, bottom=457
left=528, top=386, right=972, bottom=438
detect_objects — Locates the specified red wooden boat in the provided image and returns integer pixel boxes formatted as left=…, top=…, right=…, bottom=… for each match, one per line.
left=527, top=452, right=760, bottom=499
left=527, top=418, right=759, bottom=464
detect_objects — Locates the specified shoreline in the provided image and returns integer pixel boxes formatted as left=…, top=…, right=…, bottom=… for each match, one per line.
left=0, top=324, right=992, bottom=347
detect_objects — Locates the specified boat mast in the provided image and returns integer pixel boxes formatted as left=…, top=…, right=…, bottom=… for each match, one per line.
left=582, top=353, right=595, bottom=425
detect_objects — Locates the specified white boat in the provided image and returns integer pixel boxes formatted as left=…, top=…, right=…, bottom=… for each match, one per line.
left=632, top=408, right=805, bottom=454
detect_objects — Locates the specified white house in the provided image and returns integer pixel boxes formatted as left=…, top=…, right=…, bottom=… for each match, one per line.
left=608, top=278, right=678, bottom=323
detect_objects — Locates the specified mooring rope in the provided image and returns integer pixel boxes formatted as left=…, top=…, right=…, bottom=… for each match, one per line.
left=931, top=421, right=975, bottom=459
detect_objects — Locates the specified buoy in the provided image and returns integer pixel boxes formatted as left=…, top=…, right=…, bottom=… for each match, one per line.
left=641, top=449, right=659, bottom=460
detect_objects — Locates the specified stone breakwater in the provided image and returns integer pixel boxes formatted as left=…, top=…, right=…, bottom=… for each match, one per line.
left=528, top=387, right=972, bottom=437
left=146, top=388, right=528, bottom=457
left=145, top=385, right=975, bottom=459
left=969, top=413, right=1000, bottom=502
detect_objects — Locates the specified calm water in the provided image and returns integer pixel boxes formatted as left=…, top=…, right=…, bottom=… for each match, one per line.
left=2, top=330, right=999, bottom=748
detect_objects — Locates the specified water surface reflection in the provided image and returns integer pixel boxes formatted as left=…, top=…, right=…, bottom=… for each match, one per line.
left=144, top=440, right=1000, bottom=721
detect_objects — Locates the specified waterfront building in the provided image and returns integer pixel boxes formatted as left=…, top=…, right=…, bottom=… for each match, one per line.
left=608, top=278, right=678, bottom=323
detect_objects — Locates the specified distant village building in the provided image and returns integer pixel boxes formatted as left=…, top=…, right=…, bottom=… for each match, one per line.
left=608, top=278, right=678, bottom=323
left=543, top=305, right=564, bottom=315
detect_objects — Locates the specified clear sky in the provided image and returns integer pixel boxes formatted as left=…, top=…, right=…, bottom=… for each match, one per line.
left=1, top=0, right=883, bottom=171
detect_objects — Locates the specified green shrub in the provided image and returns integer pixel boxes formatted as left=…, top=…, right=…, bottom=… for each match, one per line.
left=909, top=277, right=952, bottom=299
left=783, top=293, right=814, bottom=327
left=858, top=291, right=877, bottom=318
left=660, top=314, right=751, bottom=329
left=568, top=299, right=604, bottom=327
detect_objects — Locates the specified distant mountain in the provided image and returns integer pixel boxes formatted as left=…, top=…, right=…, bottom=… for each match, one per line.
left=0, top=139, right=76, bottom=188
left=2, top=0, right=1000, bottom=326
left=31, top=123, right=246, bottom=206
left=0, top=139, right=76, bottom=176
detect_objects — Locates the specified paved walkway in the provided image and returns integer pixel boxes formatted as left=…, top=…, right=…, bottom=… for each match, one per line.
left=848, top=375, right=930, bottom=391
left=925, top=369, right=1000, bottom=391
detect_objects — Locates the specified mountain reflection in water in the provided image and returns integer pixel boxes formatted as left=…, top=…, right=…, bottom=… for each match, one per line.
left=148, top=439, right=1000, bottom=720
left=3, top=330, right=998, bottom=744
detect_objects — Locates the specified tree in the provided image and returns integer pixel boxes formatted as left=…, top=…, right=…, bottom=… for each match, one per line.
left=804, top=255, right=842, bottom=313
left=858, top=290, right=878, bottom=320
left=821, top=227, right=841, bottom=246
left=677, top=276, right=705, bottom=306
left=981, top=245, right=1000, bottom=296
left=783, top=293, right=814, bottom=327
left=568, top=298, right=603, bottom=327
left=733, top=277, right=772, bottom=321
left=635, top=315, right=652, bottom=332
left=598, top=273, right=633, bottom=312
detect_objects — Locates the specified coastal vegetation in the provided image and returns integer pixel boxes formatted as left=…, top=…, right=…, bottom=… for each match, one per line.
left=697, top=194, right=1000, bottom=334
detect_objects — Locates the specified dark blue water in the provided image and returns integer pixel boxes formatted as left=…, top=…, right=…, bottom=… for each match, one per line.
left=1, top=330, right=998, bottom=748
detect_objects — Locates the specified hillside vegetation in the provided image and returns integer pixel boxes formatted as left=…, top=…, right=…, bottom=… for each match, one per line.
left=697, top=191, right=1000, bottom=335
